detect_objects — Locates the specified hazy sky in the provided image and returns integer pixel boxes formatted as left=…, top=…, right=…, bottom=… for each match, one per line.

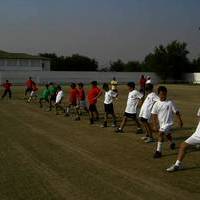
left=0, top=0, right=200, bottom=67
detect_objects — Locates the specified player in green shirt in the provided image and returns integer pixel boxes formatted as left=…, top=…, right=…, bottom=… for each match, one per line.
left=49, top=82, right=57, bottom=111
left=39, top=84, right=50, bottom=108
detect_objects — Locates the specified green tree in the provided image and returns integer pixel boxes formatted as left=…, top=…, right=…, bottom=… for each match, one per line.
left=144, top=41, right=190, bottom=81
left=109, top=59, right=125, bottom=72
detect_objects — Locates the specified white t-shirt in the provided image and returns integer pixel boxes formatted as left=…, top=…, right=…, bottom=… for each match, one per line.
left=56, top=90, right=64, bottom=104
left=104, top=90, right=118, bottom=104
left=151, top=100, right=178, bottom=131
left=146, top=79, right=152, bottom=84
left=111, top=80, right=118, bottom=90
left=125, top=90, right=143, bottom=114
left=185, top=108, right=200, bottom=144
left=139, top=92, right=159, bottom=120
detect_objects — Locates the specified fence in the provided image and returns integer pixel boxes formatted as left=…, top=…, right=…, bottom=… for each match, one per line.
left=0, top=71, right=199, bottom=85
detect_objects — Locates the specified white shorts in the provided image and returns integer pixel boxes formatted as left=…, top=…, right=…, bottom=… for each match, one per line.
left=80, top=100, right=87, bottom=108
left=159, top=125, right=172, bottom=134
left=185, top=122, right=200, bottom=145
left=185, top=134, right=200, bottom=145
left=30, top=91, right=37, bottom=97
left=139, top=110, right=151, bottom=122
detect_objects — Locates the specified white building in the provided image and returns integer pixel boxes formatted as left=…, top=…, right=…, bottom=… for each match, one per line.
left=0, top=50, right=50, bottom=71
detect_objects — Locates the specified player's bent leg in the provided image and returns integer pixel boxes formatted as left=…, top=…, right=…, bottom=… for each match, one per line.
left=154, top=132, right=164, bottom=158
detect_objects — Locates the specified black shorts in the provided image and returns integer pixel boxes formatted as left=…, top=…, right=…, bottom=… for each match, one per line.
left=26, top=87, right=32, bottom=93
left=89, top=104, right=97, bottom=112
left=140, top=117, right=148, bottom=122
left=50, top=94, right=56, bottom=101
left=104, top=103, right=114, bottom=114
left=124, top=112, right=137, bottom=119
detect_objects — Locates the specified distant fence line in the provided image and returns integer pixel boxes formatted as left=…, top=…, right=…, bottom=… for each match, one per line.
left=0, top=71, right=199, bottom=85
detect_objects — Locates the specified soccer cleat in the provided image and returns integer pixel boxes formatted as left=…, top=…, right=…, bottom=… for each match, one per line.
left=141, top=136, right=149, bottom=140
left=75, top=117, right=81, bottom=121
left=136, top=128, right=143, bottom=134
left=153, top=151, right=162, bottom=158
left=166, top=164, right=183, bottom=172
left=170, top=143, right=176, bottom=150
left=101, top=122, right=107, bottom=128
left=111, top=124, right=116, bottom=127
left=145, top=137, right=154, bottom=143
left=115, top=128, right=123, bottom=133
left=90, top=119, right=94, bottom=125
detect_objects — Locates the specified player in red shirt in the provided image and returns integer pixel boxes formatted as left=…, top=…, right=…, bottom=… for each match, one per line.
left=25, top=77, right=34, bottom=97
left=139, top=75, right=146, bottom=95
left=1, top=80, right=12, bottom=99
left=66, top=83, right=80, bottom=120
left=87, top=81, right=102, bottom=124
left=27, top=81, right=38, bottom=103
left=78, top=82, right=89, bottom=114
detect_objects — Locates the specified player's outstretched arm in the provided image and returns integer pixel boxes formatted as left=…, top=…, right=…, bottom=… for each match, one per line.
left=176, top=111, right=183, bottom=128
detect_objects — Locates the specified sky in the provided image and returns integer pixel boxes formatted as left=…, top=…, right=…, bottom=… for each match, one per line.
left=0, top=0, right=200, bottom=67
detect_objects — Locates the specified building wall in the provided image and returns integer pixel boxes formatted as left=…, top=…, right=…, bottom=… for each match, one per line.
left=0, top=59, right=50, bottom=71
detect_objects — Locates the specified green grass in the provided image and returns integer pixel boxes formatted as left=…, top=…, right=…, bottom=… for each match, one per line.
left=0, top=84, right=200, bottom=200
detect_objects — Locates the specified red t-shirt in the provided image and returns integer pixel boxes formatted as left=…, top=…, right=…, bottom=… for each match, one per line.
left=69, top=88, right=79, bottom=105
left=32, top=84, right=38, bottom=91
left=3, top=83, right=12, bottom=90
left=88, top=86, right=101, bottom=105
left=140, top=78, right=146, bottom=88
left=78, top=88, right=86, bottom=101
left=26, top=80, right=33, bottom=88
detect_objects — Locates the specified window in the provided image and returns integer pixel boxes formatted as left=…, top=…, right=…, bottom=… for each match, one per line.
left=19, top=59, right=29, bottom=66
left=0, top=59, right=5, bottom=66
left=7, top=59, right=18, bottom=66
left=30, top=60, right=40, bottom=67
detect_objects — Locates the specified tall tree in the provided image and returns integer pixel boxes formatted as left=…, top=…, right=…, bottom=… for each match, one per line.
left=144, top=41, right=190, bottom=81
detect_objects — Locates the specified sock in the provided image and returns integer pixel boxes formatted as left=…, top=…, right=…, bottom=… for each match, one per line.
left=167, top=134, right=173, bottom=142
left=175, top=160, right=181, bottom=166
left=66, top=107, right=69, bottom=113
left=156, top=142, right=162, bottom=152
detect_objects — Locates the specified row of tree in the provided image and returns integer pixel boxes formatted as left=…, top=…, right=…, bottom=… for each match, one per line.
left=40, top=40, right=200, bottom=80
left=39, top=53, right=98, bottom=71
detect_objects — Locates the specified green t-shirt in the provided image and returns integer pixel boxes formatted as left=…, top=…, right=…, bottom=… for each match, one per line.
left=41, top=88, right=50, bottom=100
left=49, top=86, right=57, bottom=95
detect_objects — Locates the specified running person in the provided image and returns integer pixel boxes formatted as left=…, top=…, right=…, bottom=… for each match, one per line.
left=87, top=81, right=102, bottom=124
left=27, top=81, right=38, bottom=103
left=139, top=83, right=159, bottom=143
left=1, top=80, right=12, bottom=99
left=25, top=77, right=33, bottom=97
left=78, top=82, right=89, bottom=115
left=39, top=84, right=50, bottom=108
left=101, top=83, right=118, bottom=128
left=55, top=85, right=65, bottom=115
left=66, top=83, right=80, bottom=120
left=116, top=82, right=143, bottom=134
left=152, top=86, right=183, bottom=158
left=167, top=107, right=200, bottom=172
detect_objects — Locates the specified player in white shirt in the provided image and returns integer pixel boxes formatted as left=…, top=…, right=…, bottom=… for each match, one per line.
left=110, top=77, right=118, bottom=93
left=55, top=85, right=65, bottom=115
left=116, top=82, right=143, bottom=134
left=167, top=107, right=200, bottom=172
left=101, top=83, right=118, bottom=128
left=139, top=83, right=159, bottom=143
left=151, top=86, right=183, bottom=158
left=145, top=76, right=152, bottom=84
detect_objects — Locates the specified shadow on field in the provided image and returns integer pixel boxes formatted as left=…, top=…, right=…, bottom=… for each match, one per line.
left=173, top=126, right=194, bottom=132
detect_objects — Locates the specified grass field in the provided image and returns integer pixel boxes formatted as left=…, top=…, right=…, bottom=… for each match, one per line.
left=0, top=84, right=200, bottom=200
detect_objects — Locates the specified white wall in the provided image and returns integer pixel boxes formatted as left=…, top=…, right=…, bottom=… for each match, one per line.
left=0, top=71, right=160, bottom=85
left=0, top=71, right=199, bottom=85
left=0, top=59, right=50, bottom=71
